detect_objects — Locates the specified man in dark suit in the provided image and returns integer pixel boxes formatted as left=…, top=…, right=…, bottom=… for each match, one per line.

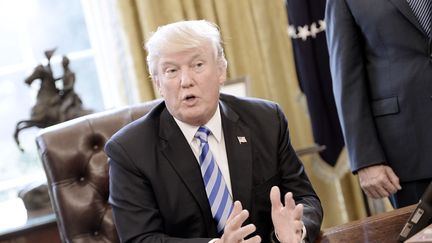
left=326, top=0, right=432, bottom=208
left=105, top=20, right=323, bottom=243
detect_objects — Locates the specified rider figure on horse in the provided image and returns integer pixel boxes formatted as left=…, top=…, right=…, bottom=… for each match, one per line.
left=14, top=49, right=92, bottom=151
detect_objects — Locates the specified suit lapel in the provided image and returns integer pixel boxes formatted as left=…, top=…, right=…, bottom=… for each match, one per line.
left=219, top=101, right=253, bottom=211
left=158, top=108, right=216, bottom=235
left=388, top=0, right=426, bottom=35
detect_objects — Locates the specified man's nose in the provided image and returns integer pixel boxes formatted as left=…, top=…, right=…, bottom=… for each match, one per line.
left=180, top=68, right=193, bottom=87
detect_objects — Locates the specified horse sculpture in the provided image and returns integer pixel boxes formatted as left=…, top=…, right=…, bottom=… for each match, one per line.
left=14, top=50, right=93, bottom=151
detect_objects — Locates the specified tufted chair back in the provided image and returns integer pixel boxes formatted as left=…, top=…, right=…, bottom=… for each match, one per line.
left=36, top=99, right=161, bottom=243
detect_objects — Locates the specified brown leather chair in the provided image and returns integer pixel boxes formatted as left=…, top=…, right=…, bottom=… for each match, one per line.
left=36, top=99, right=161, bottom=243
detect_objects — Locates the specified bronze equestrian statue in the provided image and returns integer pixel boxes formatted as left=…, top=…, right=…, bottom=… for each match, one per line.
left=14, top=49, right=92, bottom=151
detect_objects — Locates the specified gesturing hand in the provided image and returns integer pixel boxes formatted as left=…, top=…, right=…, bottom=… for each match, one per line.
left=270, top=186, right=304, bottom=243
left=217, top=201, right=261, bottom=243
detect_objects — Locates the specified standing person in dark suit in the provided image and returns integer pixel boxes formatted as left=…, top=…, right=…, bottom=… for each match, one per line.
left=105, top=20, right=323, bottom=243
left=326, top=0, right=432, bottom=208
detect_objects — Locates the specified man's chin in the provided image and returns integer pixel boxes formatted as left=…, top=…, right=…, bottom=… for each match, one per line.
left=179, top=111, right=210, bottom=126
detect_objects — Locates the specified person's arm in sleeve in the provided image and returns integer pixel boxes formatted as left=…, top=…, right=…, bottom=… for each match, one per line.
left=106, top=139, right=210, bottom=243
left=273, top=104, right=323, bottom=243
left=325, top=0, right=386, bottom=171
left=325, top=0, right=400, bottom=198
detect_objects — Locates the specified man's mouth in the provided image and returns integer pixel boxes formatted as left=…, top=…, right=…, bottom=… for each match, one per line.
left=184, top=95, right=196, bottom=101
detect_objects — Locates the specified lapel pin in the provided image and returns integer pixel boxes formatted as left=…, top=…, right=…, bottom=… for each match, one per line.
left=237, top=136, right=247, bottom=144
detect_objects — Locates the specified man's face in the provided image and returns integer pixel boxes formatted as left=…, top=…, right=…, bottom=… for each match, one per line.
left=155, top=42, right=226, bottom=126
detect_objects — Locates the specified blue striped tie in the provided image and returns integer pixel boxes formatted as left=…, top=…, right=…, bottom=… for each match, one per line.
left=195, top=126, right=233, bottom=233
left=407, top=0, right=432, bottom=36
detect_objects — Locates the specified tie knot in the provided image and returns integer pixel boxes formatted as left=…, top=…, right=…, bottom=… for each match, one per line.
left=195, top=126, right=211, bottom=143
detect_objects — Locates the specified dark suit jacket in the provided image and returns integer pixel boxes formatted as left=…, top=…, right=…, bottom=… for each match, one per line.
left=326, top=0, right=432, bottom=181
left=105, top=94, right=323, bottom=243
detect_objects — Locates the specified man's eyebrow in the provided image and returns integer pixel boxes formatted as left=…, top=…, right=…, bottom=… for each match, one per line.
left=160, top=61, right=177, bottom=67
left=189, top=53, right=204, bottom=61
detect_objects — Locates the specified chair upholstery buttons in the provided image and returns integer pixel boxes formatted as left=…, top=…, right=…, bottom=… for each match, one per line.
left=80, top=177, right=85, bottom=182
left=88, top=134, right=105, bottom=151
left=93, top=231, right=99, bottom=236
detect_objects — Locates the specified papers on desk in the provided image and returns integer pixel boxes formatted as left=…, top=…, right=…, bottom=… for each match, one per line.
left=405, top=224, right=432, bottom=243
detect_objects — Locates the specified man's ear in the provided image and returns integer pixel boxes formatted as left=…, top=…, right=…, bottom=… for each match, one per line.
left=154, top=78, right=164, bottom=97
left=218, top=61, right=227, bottom=85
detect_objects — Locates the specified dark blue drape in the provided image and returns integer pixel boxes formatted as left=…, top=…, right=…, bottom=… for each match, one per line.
left=286, top=0, right=344, bottom=166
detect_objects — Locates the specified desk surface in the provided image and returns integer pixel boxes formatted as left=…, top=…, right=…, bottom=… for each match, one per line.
left=319, top=204, right=416, bottom=243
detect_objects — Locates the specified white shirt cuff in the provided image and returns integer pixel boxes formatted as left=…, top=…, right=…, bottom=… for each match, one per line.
left=275, top=223, right=307, bottom=243
left=300, top=224, right=307, bottom=243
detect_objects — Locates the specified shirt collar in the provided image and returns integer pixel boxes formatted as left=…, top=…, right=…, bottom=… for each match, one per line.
left=174, top=105, right=222, bottom=144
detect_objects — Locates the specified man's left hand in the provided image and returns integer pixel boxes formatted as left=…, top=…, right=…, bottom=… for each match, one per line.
left=270, top=186, right=304, bottom=243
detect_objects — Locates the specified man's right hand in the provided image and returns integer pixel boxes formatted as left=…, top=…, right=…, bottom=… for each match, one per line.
left=358, top=164, right=402, bottom=199
left=217, top=201, right=261, bottom=243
